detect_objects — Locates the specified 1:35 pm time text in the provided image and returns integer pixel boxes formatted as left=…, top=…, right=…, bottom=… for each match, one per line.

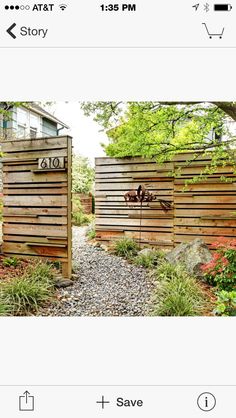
left=100, top=4, right=136, bottom=12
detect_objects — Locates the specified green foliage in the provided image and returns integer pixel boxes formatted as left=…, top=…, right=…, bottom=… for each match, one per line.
left=26, top=261, right=54, bottom=284
left=72, top=154, right=94, bottom=194
left=134, top=249, right=165, bottom=268
left=73, top=211, right=92, bottom=226
left=72, top=195, right=94, bottom=226
left=2, top=257, right=19, bottom=268
left=153, top=262, right=207, bottom=316
left=201, top=237, right=236, bottom=291
left=113, top=238, right=139, bottom=258
left=87, top=227, right=96, bottom=240
left=0, top=261, right=54, bottom=316
left=0, top=300, right=11, bottom=316
left=81, top=102, right=236, bottom=183
left=214, top=290, right=236, bottom=316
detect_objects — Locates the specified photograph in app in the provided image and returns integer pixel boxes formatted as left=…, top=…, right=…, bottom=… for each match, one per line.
left=0, top=101, right=235, bottom=317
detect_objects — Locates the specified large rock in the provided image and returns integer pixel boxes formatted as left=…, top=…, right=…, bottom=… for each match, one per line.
left=165, top=238, right=212, bottom=278
left=139, top=248, right=154, bottom=257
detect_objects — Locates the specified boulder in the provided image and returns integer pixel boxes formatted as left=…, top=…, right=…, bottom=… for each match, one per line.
left=139, top=248, right=154, bottom=257
left=165, top=238, right=212, bottom=278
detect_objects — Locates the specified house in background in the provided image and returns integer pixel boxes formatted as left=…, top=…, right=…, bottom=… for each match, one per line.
left=0, top=102, right=69, bottom=194
left=0, top=102, right=69, bottom=140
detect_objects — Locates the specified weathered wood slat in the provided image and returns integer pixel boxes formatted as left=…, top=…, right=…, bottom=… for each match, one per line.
left=3, top=182, right=67, bottom=189
left=174, top=195, right=236, bottom=204
left=1, top=136, right=68, bottom=152
left=96, top=181, right=173, bottom=191
left=175, top=209, right=236, bottom=217
left=4, top=216, right=67, bottom=225
left=96, top=217, right=173, bottom=227
left=3, top=188, right=67, bottom=195
left=2, top=148, right=68, bottom=161
left=96, top=225, right=172, bottom=232
left=175, top=183, right=236, bottom=192
left=174, top=235, right=232, bottom=244
left=4, top=235, right=67, bottom=244
left=95, top=192, right=173, bottom=199
left=3, top=171, right=67, bottom=184
left=3, top=207, right=67, bottom=216
left=3, top=224, right=67, bottom=237
left=95, top=163, right=167, bottom=173
left=125, top=231, right=173, bottom=240
left=175, top=217, right=236, bottom=227
left=2, top=242, right=67, bottom=257
left=4, top=195, right=67, bottom=207
left=174, top=226, right=236, bottom=236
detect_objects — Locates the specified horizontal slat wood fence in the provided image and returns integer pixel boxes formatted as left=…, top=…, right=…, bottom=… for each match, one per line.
left=1, top=136, right=72, bottom=278
left=95, top=154, right=236, bottom=248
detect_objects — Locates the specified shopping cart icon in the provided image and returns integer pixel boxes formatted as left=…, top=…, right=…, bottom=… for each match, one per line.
left=202, top=23, right=225, bottom=38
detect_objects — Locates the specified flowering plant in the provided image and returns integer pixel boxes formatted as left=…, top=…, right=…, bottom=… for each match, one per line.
left=201, top=237, right=236, bottom=291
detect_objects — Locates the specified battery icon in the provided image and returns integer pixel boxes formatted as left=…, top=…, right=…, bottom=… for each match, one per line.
left=214, top=4, right=232, bottom=10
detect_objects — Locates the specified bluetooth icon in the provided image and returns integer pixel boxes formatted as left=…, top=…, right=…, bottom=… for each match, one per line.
left=204, top=3, right=210, bottom=12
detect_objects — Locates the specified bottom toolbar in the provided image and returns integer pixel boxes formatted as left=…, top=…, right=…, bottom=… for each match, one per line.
left=0, top=385, right=234, bottom=417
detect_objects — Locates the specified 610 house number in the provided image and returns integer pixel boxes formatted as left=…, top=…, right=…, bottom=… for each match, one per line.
left=100, top=4, right=136, bottom=11
left=38, top=157, right=65, bottom=170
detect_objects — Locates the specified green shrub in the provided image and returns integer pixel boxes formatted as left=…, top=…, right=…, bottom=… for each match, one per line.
left=214, top=290, right=236, bottom=316
left=201, top=237, right=236, bottom=291
left=72, top=195, right=94, bottom=226
left=134, top=249, right=165, bottom=269
left=153, top=262, right=207, bottom=316
left=3, top=257, right=19, bottom=268
left=87, top=227, right=96, bottom=240
left=113, top=238, right=139, bottom=258
left=73, top=211, right=92, bottom=226
left=0, top=261, right=54, bottom=315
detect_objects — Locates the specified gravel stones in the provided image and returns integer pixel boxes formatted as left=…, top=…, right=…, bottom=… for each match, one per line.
left=43, top=227, right=154, bottom=316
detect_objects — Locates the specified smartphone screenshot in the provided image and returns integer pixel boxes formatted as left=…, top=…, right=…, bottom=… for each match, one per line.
left=0, top=0, right=235, bottom=416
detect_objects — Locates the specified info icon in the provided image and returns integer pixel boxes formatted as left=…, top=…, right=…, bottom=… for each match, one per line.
left=197, top=392, right=216, bottom=412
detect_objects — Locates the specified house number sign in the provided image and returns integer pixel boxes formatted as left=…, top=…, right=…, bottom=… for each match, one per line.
left=38, top=157, right=65, bottom=170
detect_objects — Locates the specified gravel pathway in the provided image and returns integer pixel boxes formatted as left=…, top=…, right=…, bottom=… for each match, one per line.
left=44, top=226, right=154, bottom=316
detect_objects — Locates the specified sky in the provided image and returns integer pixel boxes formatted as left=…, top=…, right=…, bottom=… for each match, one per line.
left=47, top=102, right=109, bottom=165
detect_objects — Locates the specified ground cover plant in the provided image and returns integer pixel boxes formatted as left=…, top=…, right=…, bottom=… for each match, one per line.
left=134, top=249, right=165, bottom=269
left=0, top=257, right=56, bottom=316
left=86, top=226, right=96, bottom=240
left=113, top=238, right=139, bottom=259
left=152, top=262, right=209, bottom=316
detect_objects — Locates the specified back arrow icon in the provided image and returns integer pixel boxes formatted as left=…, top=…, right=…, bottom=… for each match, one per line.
left=7, top=23, right=17, bottom=39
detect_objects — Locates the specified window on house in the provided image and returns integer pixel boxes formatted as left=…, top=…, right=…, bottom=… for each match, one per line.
left=30, top=127, right=37, bottom=138
left=17, top=124, right=26, bottom=138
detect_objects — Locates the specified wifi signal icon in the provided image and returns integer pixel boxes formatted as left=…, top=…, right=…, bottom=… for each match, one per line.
left=59, top=4, right=67, bottom=10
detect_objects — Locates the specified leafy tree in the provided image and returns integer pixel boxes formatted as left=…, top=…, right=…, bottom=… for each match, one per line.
left=81, top=102, right=236, bottom=182
left=72, top=154, right=94, bottom=194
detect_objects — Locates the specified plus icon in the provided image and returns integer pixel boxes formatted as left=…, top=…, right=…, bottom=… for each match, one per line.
left=96, top=395, right=110, bottom=409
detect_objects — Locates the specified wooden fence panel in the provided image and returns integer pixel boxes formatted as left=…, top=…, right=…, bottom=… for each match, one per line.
left=95, top=157, right=175, bottom=247
left=95, top=155, right=236, bottom=248
left=1, top=136, right=72, bottom=278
